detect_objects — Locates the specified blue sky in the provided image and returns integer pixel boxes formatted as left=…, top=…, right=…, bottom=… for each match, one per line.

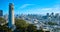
left=0, top=0, right=60, bottom=15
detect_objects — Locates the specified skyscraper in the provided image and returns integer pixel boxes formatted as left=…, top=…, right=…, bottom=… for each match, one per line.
left=46, top=13, right=49, bottom=17
left=50, top=12, right=54, bottom=17
left=8, top=3, right=15, bottom=28
left=0, top=10, right=3, bottom=17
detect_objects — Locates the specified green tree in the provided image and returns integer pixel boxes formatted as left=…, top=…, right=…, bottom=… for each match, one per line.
left=27, top=24, right=37, bottom=32
left=0, top=17, right=6, bottom=23
left=48, top=21, right=58, bottom=25
left=0, top=17, right=12, bottom=32
left=15, top=18, right=29, bottom=32
left=0, top=23, right=12, bottom=32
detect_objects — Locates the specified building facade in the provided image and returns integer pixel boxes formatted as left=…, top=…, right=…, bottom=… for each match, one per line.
left=8, top=3, right=15, bottom=28
left=0, top=10, right=3, bottom=17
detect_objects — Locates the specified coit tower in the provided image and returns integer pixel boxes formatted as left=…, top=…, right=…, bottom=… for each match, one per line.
left=8, top=3, right=15, bottom=28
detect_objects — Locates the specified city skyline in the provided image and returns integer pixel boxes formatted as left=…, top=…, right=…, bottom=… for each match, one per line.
left=0, top=0, right=60, bottom=15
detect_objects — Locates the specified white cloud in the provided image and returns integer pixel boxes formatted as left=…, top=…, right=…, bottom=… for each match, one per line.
left=20, top=4, right=34, bottom=9
left=41, top=8, right=52, bottom=11
left=39, top=4, right=60, bottom=13
left=15, top=4, right=60, bottom=14
left=27, top=4, right=60, bottom=14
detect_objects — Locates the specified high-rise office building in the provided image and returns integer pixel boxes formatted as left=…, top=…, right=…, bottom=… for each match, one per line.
left=8, top=3, right=15, bottom=28
left=46, top=13, right=49, bottom=17
left=50, top=12, right=54, bottom=17
left=0, top=10, right=3, bottom=17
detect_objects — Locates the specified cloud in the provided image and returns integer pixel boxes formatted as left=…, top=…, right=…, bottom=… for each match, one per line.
left=20, top=4, right=34, bottom=9
left=15, top=4, right=60, bottom=14
left=41, top=8, right=52, bottom=11
left=15, top=4, right=35, bottom=14
left=26, top=4, right=60, bottom=14
left=39, top=4, right=60, bottom=13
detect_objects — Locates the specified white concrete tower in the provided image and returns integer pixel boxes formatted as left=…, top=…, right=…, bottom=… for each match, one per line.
left=8, top=3, right=15, bottom=28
